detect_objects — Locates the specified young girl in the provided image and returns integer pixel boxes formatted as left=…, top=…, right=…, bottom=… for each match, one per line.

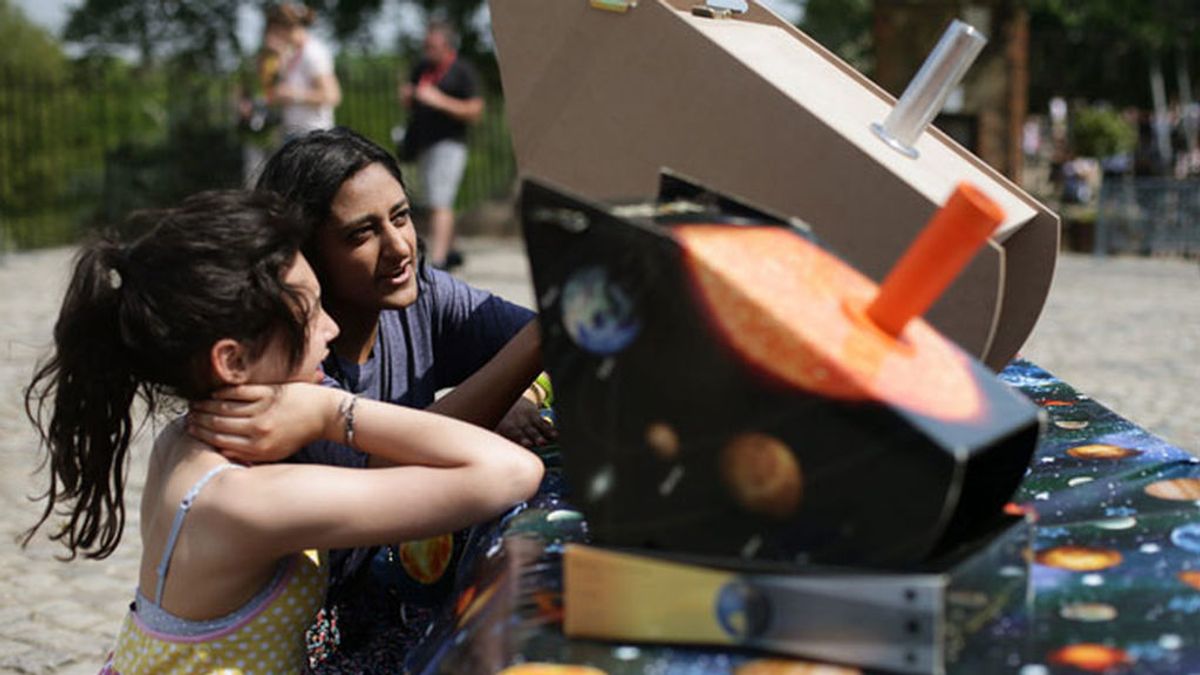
left=23, top=191, right=543, bottom=672
left=187, top=127, right=555, bottom=669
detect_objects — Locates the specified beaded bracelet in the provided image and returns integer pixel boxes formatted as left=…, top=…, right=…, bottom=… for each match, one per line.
left=338, top=394, right=359, bottom=448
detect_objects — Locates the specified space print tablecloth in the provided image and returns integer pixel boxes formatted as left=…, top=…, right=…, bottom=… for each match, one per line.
left=405, top=361, right=1200, bottom=674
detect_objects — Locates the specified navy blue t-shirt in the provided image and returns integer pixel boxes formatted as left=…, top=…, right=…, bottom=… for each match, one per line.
left=293, top=267, right=534, bottom=581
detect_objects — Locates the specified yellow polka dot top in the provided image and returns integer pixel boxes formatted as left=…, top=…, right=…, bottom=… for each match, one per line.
left=106, top=550, right=326, bottom=674
left=101, top=465, right=328, bottom=674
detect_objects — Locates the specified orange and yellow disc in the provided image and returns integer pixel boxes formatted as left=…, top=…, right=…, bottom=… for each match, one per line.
left=675, top=225, right=981, bottom=422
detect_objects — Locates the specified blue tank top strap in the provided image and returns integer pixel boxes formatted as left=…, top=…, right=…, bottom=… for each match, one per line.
left=152, top=463, right=243, bottom=606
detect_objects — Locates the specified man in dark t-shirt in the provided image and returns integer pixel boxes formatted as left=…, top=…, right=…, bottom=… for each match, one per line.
left=400, top=21, right=483, bottom=270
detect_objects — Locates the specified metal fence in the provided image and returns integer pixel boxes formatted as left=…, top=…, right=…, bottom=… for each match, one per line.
left=0, top=58, right=516, bottom=251
left=1095, top=178, right=1200, bottom=257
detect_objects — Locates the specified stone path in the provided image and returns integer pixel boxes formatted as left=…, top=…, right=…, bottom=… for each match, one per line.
left=0, top=242, right=1195, bottom=672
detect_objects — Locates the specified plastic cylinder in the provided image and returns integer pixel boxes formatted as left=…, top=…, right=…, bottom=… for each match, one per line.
left=874, top=20, right=987, bottom=154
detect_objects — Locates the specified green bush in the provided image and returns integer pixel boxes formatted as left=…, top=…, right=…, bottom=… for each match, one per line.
left=1071, top=106, right=1136, bottom=158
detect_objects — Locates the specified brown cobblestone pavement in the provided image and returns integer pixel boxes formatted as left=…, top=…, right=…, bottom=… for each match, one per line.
left=0, top=242, right=1195, bottom=672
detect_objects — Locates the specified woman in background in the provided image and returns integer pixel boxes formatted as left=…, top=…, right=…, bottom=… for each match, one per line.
left=264, top=3, right=341, bottom=141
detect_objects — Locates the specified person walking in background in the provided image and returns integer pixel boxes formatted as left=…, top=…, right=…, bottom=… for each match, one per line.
left=265, top=3, right=342, bottom=141
left=399, top=20, right=484, bottom=270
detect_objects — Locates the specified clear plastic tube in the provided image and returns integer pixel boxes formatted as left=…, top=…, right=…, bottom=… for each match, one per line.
left=873, top=20, right=987, bottom=156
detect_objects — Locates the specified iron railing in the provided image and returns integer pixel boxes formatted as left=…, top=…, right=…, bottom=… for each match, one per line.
left=0, top=59, right=516, bottom=251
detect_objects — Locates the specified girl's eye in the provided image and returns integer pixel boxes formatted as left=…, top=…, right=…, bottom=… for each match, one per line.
left=391, top=210, right=410, bottom=225
left=348, top=226, right=373, bottom=241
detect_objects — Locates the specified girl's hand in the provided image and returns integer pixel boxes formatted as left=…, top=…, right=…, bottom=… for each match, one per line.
left=187, top=384, right=340, bottom=464
left=495, top=396, right=557, bottom=448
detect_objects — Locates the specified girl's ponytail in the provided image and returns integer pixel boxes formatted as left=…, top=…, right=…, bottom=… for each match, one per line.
left=24, top=239, right=145, bottom=560
left=23, top=190, right=308, bottom=560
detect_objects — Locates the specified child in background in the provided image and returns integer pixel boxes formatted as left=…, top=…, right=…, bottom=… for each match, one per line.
left=24, top=191, right=542, bottom=673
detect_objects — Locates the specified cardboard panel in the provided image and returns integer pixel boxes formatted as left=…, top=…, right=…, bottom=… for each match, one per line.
left=490, top=0, right=1059, bottom=365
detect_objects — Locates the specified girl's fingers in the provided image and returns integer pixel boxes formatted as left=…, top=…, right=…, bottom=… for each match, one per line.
left=190, top=398, right=258, bottom=417
left=187, top=411, right=238, bottom=434
left=186, top=422, right=252, bottom=452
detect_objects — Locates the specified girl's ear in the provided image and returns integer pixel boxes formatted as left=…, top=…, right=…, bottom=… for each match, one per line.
left=210, top=339, right=252, bottom=386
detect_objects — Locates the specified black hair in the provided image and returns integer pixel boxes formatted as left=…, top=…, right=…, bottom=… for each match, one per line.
left=23, top=190, right=309, bottom=560
left=255, top=126, right=426, bottom=286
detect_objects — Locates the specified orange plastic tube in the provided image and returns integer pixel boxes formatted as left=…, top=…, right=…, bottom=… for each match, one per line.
left=866, top=182, right=1006, bottom=337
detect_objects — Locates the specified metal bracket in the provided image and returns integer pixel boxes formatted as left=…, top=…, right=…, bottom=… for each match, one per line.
left=694, top=0, right=748, bottom=16
left=691, top=4, right=733, bottom=19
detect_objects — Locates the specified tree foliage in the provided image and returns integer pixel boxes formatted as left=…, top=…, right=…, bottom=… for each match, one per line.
left=0, top=0, right=71, bottom=213
left=800, top=0, right=874, bottom=75
left=0, top=0, right=67, bottom=78
left=1027, top=0, right=1200, bottom=108
left=64, top=0, right=247, bottom=70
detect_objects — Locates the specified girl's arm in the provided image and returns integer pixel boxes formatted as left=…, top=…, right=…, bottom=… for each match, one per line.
left=188, top=325, right=550, bottom=463
left=200, top=388, right=543, bottom=558
left=425, top=321, right=542, bottom=433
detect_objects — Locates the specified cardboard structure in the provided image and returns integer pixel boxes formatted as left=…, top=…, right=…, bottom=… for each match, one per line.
left=490, top=0, right=1060, bottom=369
left=519, top=173, right=1042, bottom=568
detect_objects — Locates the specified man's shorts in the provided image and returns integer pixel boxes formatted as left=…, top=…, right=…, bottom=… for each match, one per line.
left=418, top=140, right=469, bottom=210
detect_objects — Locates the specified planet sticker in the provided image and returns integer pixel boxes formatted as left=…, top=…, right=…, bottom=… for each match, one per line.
left=1170, top=523, right=1200, bottom=554
left=1034, top=546, right=1122, bottom=572
left=645, top=422, right=681, bottom=461
left=498, top=665, right=608, bottom=675
left=1046, top=644, right=1130, bottom=672
left=1145, top=478, right=1200, bottom=501
left=720, top=432, right=803, bottom=519
left=1059, top=602, right=1118, bottom=622
left=1065, top=444, right=1142, bottom=460
left=561, top=266, right=639, bottom=356
left=398, top=533, right=454, bottom=584
left=715, top=579, right=769, bottom=640
left=1178, top=570, right=1200, bottom=591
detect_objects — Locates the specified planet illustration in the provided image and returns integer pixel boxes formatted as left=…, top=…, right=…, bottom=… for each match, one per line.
left=561, top=266, right=640, bottom=356
left=645, top=422, right=681, bottom=461
left=498, top=665, right=608, bottom=675
left=1178, top=570, right=1200, bottom=591
left=735, top=659, right=861, bottom=675
left=1093, top=517, right=1137, bottom=531
left=674, top=224, right=981, bottom=422
left=715, top=579, right=770, bottom=640
left=1034, top=546, right=1122, bottom=572
left=720, top=432, right=803, bottom=519
left=1046, top=644, right=1130, bottom=672
left=454, top=585, right=477, bottom=617
left=1145, top=478, right=1200, bottom=501
left=398, top=533, right=454, bottom=584
left=1170, top=523, right=1200, bottom=554
left=456, top=581, right=500, bottom=628
left=1066, top=444, right=1142, bottom=460
left=1059, top=602, right=1118, bottom=622
left=1054, top=419, right=1089, bottom=430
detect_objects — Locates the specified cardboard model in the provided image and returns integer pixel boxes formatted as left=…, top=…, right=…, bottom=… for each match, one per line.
left=490, top=0, right=1059, bottom=369
left=520, top=173, right=1041, bottom=568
